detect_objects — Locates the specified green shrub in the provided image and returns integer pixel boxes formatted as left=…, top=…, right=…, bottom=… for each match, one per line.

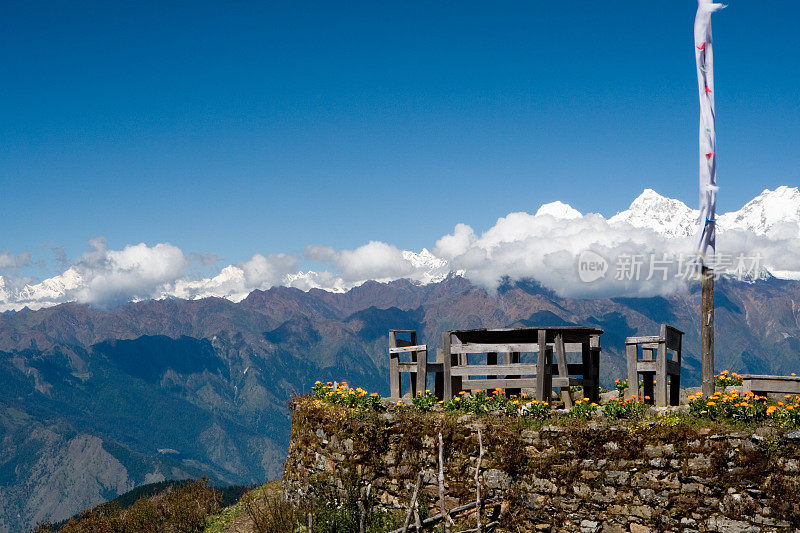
left=58, top=479, right=219, bottom=533
left=614, top=378, right=628, bottom=396
left=411, top=390, right=439, bottom=411
left=602, top=397, right=649, bottom=419
left=442, top=389, right=529, bottom=416
left=567, top=398, right=598, bottom=419
left=312, top=381, right=381, bottom=410
left=715, top=370, right=743, bottom=391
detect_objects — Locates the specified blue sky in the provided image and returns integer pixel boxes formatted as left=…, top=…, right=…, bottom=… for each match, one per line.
left=2, top=0, right=799, bottom=277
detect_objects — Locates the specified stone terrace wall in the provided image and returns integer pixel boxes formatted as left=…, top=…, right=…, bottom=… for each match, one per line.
left=284, top=399, right=800, bottom=532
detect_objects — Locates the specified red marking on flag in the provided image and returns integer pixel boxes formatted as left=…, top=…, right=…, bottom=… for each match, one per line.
left=697, top=42, right=706, bottom=50
left=705, top=152, right=715, bottom=160
left=705, top=85, right=713, bottom=93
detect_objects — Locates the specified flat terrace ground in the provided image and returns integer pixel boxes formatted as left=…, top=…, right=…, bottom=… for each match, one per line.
left=284, top=392, right=800, bottom=532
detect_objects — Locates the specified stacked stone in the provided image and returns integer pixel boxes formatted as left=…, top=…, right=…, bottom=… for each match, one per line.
left=284, top=402, right=800, bottom=532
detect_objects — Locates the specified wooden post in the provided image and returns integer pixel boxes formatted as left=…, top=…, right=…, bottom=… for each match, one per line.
left=389, top=331, right=400, bottom=399
left=535, top=329, right=547, bottom=402
left=442, top=332, right=453, bottom=401
left=625, top=342, right=638, bottom=400
left=435, top=348, right=445, bottom=400
left=554, top=333, right=572, bottom=408
left=590, top=335, right=601, bottom=403
left=655, top=339, right=667, bottom=407
left=410, top=331, right=418, bottom=397
left=701, top=266, right=715, bottom=397
left=505, top=352, right=521, bottom=398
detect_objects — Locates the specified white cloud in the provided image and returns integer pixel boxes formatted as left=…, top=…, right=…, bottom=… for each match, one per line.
left=0, top=250, right=32, bottom=270
left=4, top=186, right=800, bottom=310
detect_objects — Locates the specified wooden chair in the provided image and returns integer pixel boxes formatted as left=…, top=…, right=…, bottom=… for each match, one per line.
left=625, top=325, right=683, bottom=406
left=388, top=330, right=444, bottom=399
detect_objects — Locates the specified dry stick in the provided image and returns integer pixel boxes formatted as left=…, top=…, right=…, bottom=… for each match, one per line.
left=413, top=500, right=422, bottom=530
left=475, top=429, right=484, bottom=532
left=386, top=500, right=496, bottom=533
left=438, top=433, right=454, bottom=532
left=358, top=483, right=372, bottom=533
left=307, top=512, right=313, bottom=533
left=403, top=472, right=424, bottom=533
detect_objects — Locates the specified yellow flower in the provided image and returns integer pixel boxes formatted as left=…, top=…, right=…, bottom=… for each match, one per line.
left=767, top=406, right=777, bottom=414
left=792, top=373, right=797, bottom=377
left=788, top=405, right=795, bottom=411
left=591, top=403, right=598, bottom=407
left=707, top=401, right=716, bottom=406
left=396, top=401, right=403, bottom=406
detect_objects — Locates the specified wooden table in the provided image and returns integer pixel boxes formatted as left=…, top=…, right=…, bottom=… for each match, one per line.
left=441, top=327, right=603, bottom=406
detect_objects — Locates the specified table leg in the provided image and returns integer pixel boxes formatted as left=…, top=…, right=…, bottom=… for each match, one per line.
left=555, top=333, right=572, bottom=408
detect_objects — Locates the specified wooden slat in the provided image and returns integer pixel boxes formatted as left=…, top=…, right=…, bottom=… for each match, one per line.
left=552, top=377, right=591, bottom=388
left=450, top=342, right=585, bottom=354
left=743, top=378, right=800, bottom=394
left=739, top=374, right=800, bottom=382
left=626, top=336, right=661, bottom=345
left=389, top=344, right=427, bottom=354
left=637, top=361, right=657, bottom=373
left=450, top=364, right=540, bottom=376
left=462, top=378, right=539, bottom=390
left=398, top=362, right=418, bottom=372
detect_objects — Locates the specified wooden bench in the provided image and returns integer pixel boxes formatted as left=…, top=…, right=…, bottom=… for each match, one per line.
left=625, top=324, right=683, bottom=406
left=739, top=374, right=800, bottom=396
left=388, top=330, right=444, bottom=399
left=442, top=327, right=602, bottom=406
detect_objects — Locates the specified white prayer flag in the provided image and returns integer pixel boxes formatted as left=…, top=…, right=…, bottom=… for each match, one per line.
left=694, top=0, right=725, bottom=262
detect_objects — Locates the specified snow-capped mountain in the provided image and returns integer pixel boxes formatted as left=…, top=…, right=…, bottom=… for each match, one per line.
left=3, top=186, right=800, bottom=311
left=14, top=267, right=84, bottom=307
left=609, top=186, right=800, bottom=238
left=535, top=201, right=583, bottom=220
left=608, top=189, right=698, bottom=238
left=717, top=186, right=800, bottom=236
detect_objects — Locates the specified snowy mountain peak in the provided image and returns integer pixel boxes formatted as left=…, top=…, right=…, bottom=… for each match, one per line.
left=609, top=189, right=698, bottom=238
left=535, top=201, right=582, bottom=219
left=718, top=186, right=800, bottom=235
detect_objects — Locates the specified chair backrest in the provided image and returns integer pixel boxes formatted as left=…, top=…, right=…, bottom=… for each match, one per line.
left=660, top=324, right=683, bottom=363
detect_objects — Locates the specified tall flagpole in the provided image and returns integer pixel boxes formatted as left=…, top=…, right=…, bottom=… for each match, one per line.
left=694, top=0, right=725, bottom=397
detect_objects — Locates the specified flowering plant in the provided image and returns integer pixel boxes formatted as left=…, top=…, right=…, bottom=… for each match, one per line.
left=614, top=378, right=629, bottom=396
left=311, top=381, right=381, bottom=410
left=602, top=396, right=649, bottom=419
left=714, top=370, right=743, bottom=391
left=567, top=398, right=598, bottom=419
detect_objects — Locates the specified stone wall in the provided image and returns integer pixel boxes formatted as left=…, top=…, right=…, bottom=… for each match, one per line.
left=284, top=399, right=800, bottom=532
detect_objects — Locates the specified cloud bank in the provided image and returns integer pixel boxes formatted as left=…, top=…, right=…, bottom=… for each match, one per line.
left=2, top=187, right=799, bottom=311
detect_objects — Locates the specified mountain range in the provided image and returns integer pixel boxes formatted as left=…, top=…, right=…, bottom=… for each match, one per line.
left=3, top=271, right=800, bottom=531
left=3, top=186, right=800, bottom=311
